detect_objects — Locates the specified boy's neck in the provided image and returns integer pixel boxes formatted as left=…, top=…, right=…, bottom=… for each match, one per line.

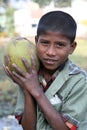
left=43, top=69, right=55, bottom=82
left=40, top=59, right=68, bottom=82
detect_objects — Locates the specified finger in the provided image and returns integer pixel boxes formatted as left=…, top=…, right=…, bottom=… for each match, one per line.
left=4, top=55, right=11, bottom=66
left=3, top=64, right=12, bottom=77
left=3, top=64, right=17, bottom=83
left=12, top=71, right=23, bottom=80
left=31, top=56, right=37, bottom=70
left=22, top=58, right=31, bottom=73
left=12, top=63, right=26, bottom=77
left=3, top=64, right=9, bottom=74
left=11, top=71, right=24, bottom=84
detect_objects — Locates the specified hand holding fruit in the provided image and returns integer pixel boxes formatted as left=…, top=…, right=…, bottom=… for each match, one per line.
left=3, top=36, right=40, bottom=95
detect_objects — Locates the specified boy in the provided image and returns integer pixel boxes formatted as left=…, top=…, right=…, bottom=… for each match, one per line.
left=4, top=11, right=87, bottom=130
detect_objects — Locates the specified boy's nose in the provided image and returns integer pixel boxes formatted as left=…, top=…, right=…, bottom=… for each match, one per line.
left=46, top=46, right=56, bottom=56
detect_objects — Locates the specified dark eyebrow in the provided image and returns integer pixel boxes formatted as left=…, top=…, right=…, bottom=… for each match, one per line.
left=39, top=39, right=49, bottom=42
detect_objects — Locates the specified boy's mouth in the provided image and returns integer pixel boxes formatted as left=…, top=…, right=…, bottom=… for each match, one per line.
left=44, top=58, right=57, bottom=65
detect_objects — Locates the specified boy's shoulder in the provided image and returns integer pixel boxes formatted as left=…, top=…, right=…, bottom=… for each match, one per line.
left=66, top=60, right=87, bottom=80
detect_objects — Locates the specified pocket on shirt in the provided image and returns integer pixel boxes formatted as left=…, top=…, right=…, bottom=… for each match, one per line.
left=50, top=94, right=62, bottom=110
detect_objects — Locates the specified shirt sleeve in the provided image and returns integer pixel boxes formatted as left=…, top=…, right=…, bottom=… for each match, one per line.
left=14, top=86, right=24, bottom=115
left=61, top=115, right=77, bottom=130
left=65, top=122, right=77, bottom=130
left=61, top=78, right=87, bottom=130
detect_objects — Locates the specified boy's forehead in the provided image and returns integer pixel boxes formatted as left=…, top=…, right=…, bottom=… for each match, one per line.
left=38, top=30, right=70, bottom=42
left=41, top=30, right=69, bottom=38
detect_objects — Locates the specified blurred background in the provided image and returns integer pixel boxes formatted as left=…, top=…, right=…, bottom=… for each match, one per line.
left=0, top=0, right=87, bottom=129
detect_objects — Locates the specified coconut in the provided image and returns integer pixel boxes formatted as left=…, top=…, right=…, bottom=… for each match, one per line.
left=4, top=37, right=39, bottom=72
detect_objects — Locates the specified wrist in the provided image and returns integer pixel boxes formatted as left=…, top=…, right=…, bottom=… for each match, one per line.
left=32, top=87, right=43, bottom=100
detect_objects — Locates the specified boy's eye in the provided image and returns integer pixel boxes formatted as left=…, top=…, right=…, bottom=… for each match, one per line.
left=56, top=42, right=65, bottom=47
left=40, top=40, right=49, bottom=45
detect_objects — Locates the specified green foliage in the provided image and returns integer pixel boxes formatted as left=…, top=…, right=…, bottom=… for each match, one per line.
left=70, top=39, right=87, bottom=70
left=54, top=0, right=71, bottom=7
left=32, top=0, right=53, bottom=7
left=32, top=0, right=72, bottom=7
left=5, top=7, right=16, bottom=34
left=0, top=78, right=18, bottom=116
left=0, top=46, right=18, bottom=115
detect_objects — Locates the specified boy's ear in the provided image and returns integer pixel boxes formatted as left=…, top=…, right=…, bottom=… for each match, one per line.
left=35, top=36, right=38, bottom=44
left=69, top=41, right=77, bottom=54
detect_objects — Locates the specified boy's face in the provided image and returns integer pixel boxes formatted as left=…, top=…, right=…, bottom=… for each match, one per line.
left=35, top=31, right=76, bottom=71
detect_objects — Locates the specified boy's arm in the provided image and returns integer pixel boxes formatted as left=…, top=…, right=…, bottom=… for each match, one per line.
left=16, top=87, right=70, bottom=130
left=31, top=88, right=70, bottom=130
left=21, top=90, right=36, bottom=130
left=3, top=60, right=70, bottom=130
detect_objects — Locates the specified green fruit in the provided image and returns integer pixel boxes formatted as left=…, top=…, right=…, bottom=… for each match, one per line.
left=4, top=37, right=39, bottom=72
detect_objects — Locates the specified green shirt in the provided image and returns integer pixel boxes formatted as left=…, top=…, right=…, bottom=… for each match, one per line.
left=15, top=60, right=87, bottom=130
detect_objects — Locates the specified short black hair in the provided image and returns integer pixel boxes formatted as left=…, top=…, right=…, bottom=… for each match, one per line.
left=37, top=11, right=77, bottom=43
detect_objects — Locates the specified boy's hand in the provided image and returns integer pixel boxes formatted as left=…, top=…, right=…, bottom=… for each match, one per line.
left=3, top=56, right=40, bottom=95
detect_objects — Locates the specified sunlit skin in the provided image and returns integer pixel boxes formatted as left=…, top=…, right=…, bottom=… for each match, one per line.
left=35, top=31, right=76, bottom=81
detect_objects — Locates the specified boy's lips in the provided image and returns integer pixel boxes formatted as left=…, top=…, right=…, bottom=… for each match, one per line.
left=43, top=58, right=57, bottom=64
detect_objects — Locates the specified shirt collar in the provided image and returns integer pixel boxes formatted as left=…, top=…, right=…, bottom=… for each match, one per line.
left=38, top=60, right=67, bottom=92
